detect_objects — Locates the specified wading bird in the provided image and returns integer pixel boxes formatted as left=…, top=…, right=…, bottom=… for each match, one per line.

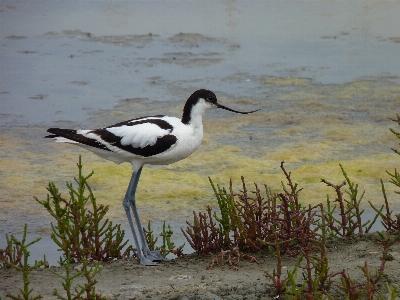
left=46, top=89, right=258, bottom=265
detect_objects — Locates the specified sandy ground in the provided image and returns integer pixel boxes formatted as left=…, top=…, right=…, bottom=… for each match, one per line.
left=1, top=233, right=399, bottom=300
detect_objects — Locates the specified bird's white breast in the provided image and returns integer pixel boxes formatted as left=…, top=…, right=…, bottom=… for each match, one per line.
left=145, top=116, right=203, bottom=165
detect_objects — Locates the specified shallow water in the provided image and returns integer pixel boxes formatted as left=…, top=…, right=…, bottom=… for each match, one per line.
left=1, top=0, right=400, bottom=264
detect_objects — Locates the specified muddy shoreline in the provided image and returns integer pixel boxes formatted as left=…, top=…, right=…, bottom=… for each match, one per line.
left=1, top=233, right=399, bottom=299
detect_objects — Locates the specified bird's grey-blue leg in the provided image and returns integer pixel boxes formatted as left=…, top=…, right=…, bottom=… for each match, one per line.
left=122, top=168, right=157, bottom=265
left=130, top=190, right=168, bottom=262
left=128, top=168, right=168, bottom=262
left=123, top=167, right=167, bottom=264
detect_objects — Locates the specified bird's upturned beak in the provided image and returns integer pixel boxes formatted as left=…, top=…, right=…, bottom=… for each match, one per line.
left=215, top=103, right=260, bottom=114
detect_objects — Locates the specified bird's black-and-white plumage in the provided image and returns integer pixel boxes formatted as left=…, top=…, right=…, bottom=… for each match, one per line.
left=47, top=116, right=183, bottom=171
left=46, top=89, right=258, bottom=265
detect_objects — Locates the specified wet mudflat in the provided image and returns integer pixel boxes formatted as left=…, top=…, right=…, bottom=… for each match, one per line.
left=1, top=1, right=400, bottom=298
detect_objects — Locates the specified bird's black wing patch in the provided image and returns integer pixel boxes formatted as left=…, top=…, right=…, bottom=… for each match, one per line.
left=133, top=135, right=177, bottom=157
left=106, top=116, right=172, bottom=130
left=46, top=128, right=111, bottom=152
left=92, top=129, right=177, bottom=157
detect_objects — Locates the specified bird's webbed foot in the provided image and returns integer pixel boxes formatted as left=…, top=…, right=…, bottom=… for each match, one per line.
left=145, top=250, right=170, bottom=262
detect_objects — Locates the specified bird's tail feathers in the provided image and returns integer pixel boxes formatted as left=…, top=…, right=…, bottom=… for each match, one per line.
left=54, top=136, right=79, bottom=143
left=45, top=128, right=80, bottom=144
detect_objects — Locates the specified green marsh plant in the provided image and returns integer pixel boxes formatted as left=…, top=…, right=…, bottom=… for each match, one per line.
left=144, top=220, right=184, bottom=258
left=35, top=156, right=133, bottom=262
left=49, top=254, right=105, bottom=300
left=0, top=224, right=46, bottom=300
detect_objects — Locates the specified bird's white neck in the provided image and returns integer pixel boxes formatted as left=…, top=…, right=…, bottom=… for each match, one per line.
left=190, top=102, right=208, bottom=126
left=181, top=98, right=211, bottom=126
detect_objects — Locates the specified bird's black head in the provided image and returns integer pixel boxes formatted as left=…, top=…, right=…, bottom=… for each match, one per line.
left=192, top=89, right=218, bottom=105
left=181, top=89, right=216, bottom=124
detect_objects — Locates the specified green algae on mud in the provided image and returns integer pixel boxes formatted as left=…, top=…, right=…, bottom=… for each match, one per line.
left=1, top=77, right=400, bottom=235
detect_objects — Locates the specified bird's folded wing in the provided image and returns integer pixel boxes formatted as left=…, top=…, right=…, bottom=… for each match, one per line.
left=107, top=123, right=172, bottom=148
